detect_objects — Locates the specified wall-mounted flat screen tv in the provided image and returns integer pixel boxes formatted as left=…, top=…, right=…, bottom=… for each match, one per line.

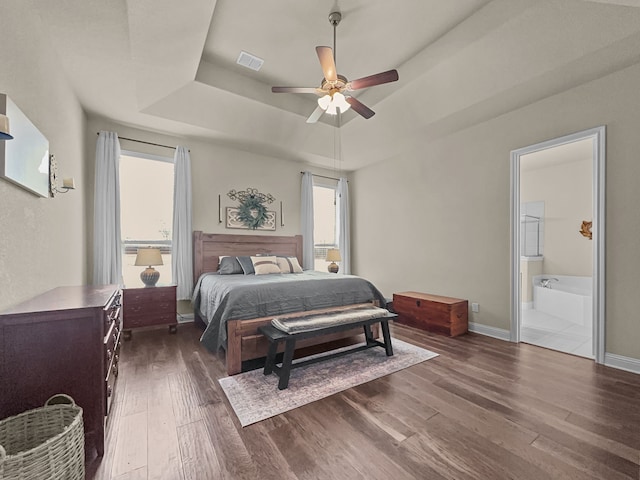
left=0, top=94, right=50, bottom=197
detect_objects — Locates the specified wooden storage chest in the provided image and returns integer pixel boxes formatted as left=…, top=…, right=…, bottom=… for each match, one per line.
left=393, top=291, right=468, bottom=336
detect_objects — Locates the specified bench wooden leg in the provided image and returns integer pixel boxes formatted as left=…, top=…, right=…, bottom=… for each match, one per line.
left=363, top=324, right=375, bottom=346
left=381, top=320, right=393, bottom=356
left=264, top=339, right=279, bottom=375
left=278, top=338, right=296, bottom=390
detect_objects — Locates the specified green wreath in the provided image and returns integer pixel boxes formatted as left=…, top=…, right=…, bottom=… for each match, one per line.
left=237, top=195, right=268, bottom=229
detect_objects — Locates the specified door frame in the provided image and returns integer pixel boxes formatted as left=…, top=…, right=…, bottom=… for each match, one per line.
left=509, top=126, right=606, bottom=363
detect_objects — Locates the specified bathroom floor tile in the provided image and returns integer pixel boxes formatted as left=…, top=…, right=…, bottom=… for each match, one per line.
left=520, top=308, right=593, bottom=358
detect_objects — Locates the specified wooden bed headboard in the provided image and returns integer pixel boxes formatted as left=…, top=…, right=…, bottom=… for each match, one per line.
left=192, top=231, right=303, bottom=282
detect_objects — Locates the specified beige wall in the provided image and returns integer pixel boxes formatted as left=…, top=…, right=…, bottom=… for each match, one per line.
left=352, top=61, right=640, bottom=361
left=520, top=258, right=543, bottom=304
left=85, top=117, right=340, bottom=311
left=521, top=158, right=593, bottom=277
left=0, top=4, right=87, bottom=311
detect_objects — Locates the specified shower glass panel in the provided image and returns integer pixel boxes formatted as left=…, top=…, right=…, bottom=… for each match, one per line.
left=521, top=201, right=544, bottom=257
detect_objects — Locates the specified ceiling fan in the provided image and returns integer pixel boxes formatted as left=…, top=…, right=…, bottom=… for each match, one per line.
left=271, top=11, right=399, bottom=124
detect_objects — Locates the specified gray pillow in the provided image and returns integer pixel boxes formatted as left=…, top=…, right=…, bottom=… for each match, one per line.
left=218, top=256, right=243, bottom=275
left=236, top=256, right=255, bottom=275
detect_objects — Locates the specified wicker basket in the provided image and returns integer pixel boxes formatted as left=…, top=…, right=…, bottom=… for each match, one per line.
left=0, top=394, right=84, bottom=480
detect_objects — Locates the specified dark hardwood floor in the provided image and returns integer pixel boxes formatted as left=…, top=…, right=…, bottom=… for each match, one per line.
left=86, top=322, right=640, bottom=480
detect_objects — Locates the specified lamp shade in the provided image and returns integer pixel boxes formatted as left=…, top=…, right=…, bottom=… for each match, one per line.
left=135, top=248, right=163, bottom=266
left=0, top=114, right=13, bottom=140
left=326, top=248, right=341, bottom=262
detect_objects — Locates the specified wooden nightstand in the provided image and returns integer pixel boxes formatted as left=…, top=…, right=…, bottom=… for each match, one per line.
left=122, top=284, right=177, bottom=339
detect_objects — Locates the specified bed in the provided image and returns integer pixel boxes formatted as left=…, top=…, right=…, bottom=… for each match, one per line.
left=192, top=231, right=387, bottom=375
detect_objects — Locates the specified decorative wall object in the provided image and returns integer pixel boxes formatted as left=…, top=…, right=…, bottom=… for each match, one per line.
left=280, top=201, right=285, bottom=227
left=579, top=220, right=592, bottom=240
left=227, top=187, right=276, bottom=230
left=49, top=154, right=76, bottom=196
left=0, top=94, right=50, bottom=197
left=226, top=207, right=276, bottom=230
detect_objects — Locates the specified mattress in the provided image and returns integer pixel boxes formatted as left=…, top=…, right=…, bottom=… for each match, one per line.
left=192, top=270, right=386, bottom=352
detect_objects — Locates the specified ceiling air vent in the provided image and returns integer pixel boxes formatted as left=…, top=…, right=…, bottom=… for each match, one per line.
left=237, top=51, right=264, bottom=71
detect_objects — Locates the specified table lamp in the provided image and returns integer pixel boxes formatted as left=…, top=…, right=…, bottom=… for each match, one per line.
left=326, top=248, right=341, bottom=273
left=135, top=248, right=163, bottom=286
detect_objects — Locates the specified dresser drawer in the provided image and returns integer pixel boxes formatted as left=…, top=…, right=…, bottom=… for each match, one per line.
left=104, top=291, right=121, bottom=332
left=104, top=321, right=120, bottom=375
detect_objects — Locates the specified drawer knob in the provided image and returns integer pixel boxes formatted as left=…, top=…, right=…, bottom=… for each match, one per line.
left=107, top=385, right=113, bottom=397
left=106, top=349, right=112, bottom=362
left=112, top=364, right=119, bottom=377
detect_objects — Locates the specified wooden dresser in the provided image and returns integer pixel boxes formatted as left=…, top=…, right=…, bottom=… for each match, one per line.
left=122, top=284, right=177, bottom=338
left=0, top=285, right=122, bottom=456
left=393, top=291, right=468, bottom=336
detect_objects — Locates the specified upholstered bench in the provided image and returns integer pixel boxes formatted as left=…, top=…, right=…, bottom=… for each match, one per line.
left=258, top=306, right=396, bottom=390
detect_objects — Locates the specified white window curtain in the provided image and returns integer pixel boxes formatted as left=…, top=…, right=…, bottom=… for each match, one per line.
left=337, top=177, right=351, bottom=275
left=301, top=171, right=315, bottom=270
left=93, top=131, right=123, bottom=285
left=172, top=146, right=193, bottom=300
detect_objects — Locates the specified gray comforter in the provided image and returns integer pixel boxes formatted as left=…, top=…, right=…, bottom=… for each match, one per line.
left=192, top=271, right=386, bottom=352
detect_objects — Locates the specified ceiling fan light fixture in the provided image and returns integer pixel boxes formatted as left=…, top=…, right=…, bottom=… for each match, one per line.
left=318, top=92, right=351, bottom=115
left=333, top=92, right=350, bottom=113
left=318, top=94, right=332, bottom=110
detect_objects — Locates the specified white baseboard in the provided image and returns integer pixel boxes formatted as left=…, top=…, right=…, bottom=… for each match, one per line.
left=468, top=322, right=511, bottom=341
left=177, top=313, right=194, bottom=324
left=470, top=323, right=639, bottom=375
left=604, top=353, right=640, bottom=375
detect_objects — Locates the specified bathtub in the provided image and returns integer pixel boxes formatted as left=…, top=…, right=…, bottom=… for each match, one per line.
left=533, top=275, right=592, bottom=327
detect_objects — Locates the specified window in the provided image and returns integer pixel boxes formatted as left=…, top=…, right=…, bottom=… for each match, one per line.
left=119, top=152, right=174, bottom=287
left=313, top=184, right=338, bottom=271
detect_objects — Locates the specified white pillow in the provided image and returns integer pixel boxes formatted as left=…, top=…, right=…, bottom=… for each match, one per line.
left=251, top=255, right=281, bottom=275
left=277, top=256, right=303, bottom=274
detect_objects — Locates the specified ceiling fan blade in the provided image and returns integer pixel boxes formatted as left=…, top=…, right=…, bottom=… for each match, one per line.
left=306, top=105, right=325, bottom=124
left=348, top=69, right=399, bottom=90
left=346, top=97, right=375, bottom=119
left=272, top=86, right=320, bottom=94
left=316, top=46, right=337, bottom=83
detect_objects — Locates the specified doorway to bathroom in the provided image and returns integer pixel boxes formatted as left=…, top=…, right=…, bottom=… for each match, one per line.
left=510, top=127, right=606, bottom=363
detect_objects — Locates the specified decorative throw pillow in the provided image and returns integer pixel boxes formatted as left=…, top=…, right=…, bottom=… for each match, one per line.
left=218, top=256, right=243, bottom=275
left=236, top=256, right=255, bottom=275
left=276, top=256, right=303, bottom=274
left=251, top=255, right=281, bottom=275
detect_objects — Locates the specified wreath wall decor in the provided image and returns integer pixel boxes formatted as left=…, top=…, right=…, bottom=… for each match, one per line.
left=227, top=187, right=276, bottom=230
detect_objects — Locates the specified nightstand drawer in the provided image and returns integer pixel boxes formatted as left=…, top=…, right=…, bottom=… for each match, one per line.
left=124, top=312, right=176, bottom=329
left=124, top=301, right=175, bottom=316
left=123, top=288, right=175, bottom=305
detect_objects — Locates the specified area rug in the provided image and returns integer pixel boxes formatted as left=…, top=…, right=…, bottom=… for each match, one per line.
left=218, top=339, right=439, bottom=427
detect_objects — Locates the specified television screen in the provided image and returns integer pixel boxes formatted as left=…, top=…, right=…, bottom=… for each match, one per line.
left=0, top=94, right=50, bottom=197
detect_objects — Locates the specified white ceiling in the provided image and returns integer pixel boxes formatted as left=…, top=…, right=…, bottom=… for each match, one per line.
left=28, top=0, right=640, bottom=170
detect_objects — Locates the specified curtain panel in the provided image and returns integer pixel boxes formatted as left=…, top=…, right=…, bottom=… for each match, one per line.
left=300, top=171, right=315, bottom=270
left=172, top=146, right=193, bottom=300
left=93, top=131, right=123, bottom=285
left=337, top=177, right=351, bottom=275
